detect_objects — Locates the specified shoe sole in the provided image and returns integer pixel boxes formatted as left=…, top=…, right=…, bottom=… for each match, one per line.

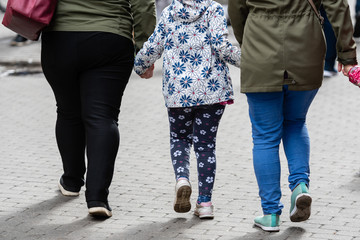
left=88, top=207, right=112, bottom=218
left=254, top=223, right=280, bottom=232
left=194, top=212, right=214, bottom=219
left=174, top=185, right=192, bottom=213
left=58, top=181, right=79, bottom=197
left=290, top=193, right=312, bottom=222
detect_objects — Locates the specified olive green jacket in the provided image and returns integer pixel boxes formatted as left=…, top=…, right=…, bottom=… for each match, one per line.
left=46, top=0, right=156, bottom=52
left=228, top=0, right=357, bottom=93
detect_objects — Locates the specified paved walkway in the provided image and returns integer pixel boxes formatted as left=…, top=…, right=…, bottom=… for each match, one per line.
left=1, top=6, right=360, bottom=240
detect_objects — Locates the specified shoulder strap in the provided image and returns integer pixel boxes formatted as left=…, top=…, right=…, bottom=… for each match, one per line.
left=307, top=0, right=324, bottom=25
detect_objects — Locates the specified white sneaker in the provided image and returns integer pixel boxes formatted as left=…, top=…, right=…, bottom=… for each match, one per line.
left=323, top=70, right=337, bottom=78
left=173, top=179, right=192, bottom=213
left=194, top=203, right=214, bottom=219
left=58, top=179, right=79, bottom=197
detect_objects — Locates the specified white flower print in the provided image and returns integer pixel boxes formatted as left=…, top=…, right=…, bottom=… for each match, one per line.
left=195, top=152, right=199, bottom=159
left=173, top=160, right=177, bottom=165
left=215, top=109, right=224, bottom=115
left=210, top=126, right=217, bottom=132
left=200, top=130, right=206, bottom=135
left=183, top=108, right=192, bottom=113
left=177, top=167, right=184, bottom=173
left=169, top=117, right=176, bottom=123
left=199, top=162, right=204, bottom=168
left=193, top=136, right=199, bottom=143
left=195, top=118, right=202, bottom=125
left=171, top=132, right=178, bottom=137
left=203, top=113, right=211, bottom=118
left=187, top=134, right=193, bottom=139
left=170, top=144, right=175, bottom=150
left=207, top=143, right=215, bottom=149
left=199, top=181, right=203, bottom=187
left=174, top=150, right=182, bottom=157
left=198, top=147, right=204, bottom=151
left=178, top=115, right=185, bottom=120
left=180, top=129, right=187, bottom=134
left=185, top=148, right=191, bottom=154
left=206, top=177, right=214, bottom=183
left=171, top=139, right=180, bottom=142
left=185, top=120, right=192, bottom=126
left=208, top=156, right=216, bottom=163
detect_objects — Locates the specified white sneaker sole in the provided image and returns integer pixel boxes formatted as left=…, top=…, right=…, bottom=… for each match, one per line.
left=254, top=222, right=280, bottom=232
left=194, top=211, right=214, bottom=219
left=88, top=207, right=112, bottom=218
left=58, top=181, right=79, bottom=197
left=290, top=193, right=312, bottom=222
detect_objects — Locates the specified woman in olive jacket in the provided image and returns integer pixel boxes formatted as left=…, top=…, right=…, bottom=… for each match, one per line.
left=41, top=0, right=156, bottom=218
left=229, top=0, right=357, bottom=231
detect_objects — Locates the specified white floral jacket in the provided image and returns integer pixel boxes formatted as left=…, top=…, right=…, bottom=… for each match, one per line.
left=134, top=0, right=241, bottom=108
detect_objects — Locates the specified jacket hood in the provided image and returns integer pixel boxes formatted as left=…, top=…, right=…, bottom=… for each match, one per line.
left=170, top=0, right=212, bottom=23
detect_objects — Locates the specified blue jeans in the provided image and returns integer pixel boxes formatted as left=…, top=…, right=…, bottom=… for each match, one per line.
left=320, top=6, right=337, bottom=72
left=246, top=86, right=318, bottom=215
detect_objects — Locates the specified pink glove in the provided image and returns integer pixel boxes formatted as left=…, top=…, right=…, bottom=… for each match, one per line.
left=348, top=65, right=360, bottom=87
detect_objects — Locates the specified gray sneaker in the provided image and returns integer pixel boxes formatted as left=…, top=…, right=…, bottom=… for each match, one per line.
left=194, top=203, right=214, bottom=219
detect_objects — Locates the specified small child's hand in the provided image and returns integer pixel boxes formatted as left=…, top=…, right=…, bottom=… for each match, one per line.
left=140, top=64, right=155, bottom=79
left=338, top=62, right=355, bottom=76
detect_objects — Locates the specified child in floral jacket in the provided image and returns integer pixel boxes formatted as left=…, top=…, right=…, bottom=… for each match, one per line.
left=134, top=0, right=240, bottom=219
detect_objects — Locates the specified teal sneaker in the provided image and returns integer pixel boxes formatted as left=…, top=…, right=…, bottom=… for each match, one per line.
left=254, top=214, right=280, bottom=232
left=290, top=182, right=312, bottom=222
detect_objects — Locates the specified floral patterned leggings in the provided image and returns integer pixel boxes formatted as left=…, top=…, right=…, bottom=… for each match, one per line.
left=167, top=104, right=225, bottom=201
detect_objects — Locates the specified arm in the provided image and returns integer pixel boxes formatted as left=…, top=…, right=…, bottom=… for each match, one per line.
left=228, top=0, right=248, bottom=46
left=322, top=0, right=357, bottom=69
left=208, top=4, right=241, bottom=68
left=131, top=0, right=156, bottom=53
left=134, top=13, right=167, bottom=75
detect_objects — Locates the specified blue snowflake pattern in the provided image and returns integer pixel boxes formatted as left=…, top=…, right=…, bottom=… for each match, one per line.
left=204, top=33, right=212, bottom=45
left=212, top=34, right=223, bottom=46
left=207, top=79, right=220, bottom=92
left=192, top=98, right=205, bottom=106
left=165, top=70, right=171, bottom=82
left=190, top=53, right=203, bottom=66
left=180, top=76, right=193, bottom=89
left=178, top=8, right=190, bottom=20
left=145, top=47, right=155, bottom=56
left=168, top=83, right=175, bottom=95
left=179, top=50, right=190, bottom=63
left=167, top=14, right=175, bottom=23
left=195, top=24, right=207, bottom=33
left=173, top=62, right=186, bottom=75
left=178, top=32, right=189, bottom=44
left=165, top=38, right=174, bottom=50
left=215, top=59, right=225, bottom=71
left=201, top=66, right=212, bottom=78
left=180, top=95, right=192, bottom=107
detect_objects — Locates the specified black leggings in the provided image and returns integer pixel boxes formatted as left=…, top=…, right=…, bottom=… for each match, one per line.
left=41, top=31, right=134, bottom=203
left=168, top=104, right=225, bottom=200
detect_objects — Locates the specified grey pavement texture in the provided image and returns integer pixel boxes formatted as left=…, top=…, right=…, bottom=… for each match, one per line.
left=1, top=4, right=360, bottom=240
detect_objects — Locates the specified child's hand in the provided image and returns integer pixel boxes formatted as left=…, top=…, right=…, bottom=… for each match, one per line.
left=140, top=64, right=155, bottom=79
left=338, top=62, right=355, bottom=76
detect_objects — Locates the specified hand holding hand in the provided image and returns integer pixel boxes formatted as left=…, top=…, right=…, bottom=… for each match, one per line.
left=140, top=64, right=155, bottom=79
left=338, top=62, right=355, bottom=76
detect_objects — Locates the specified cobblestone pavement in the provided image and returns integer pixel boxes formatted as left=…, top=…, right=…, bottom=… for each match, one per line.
left=1, top=4, right=360, bottom=240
